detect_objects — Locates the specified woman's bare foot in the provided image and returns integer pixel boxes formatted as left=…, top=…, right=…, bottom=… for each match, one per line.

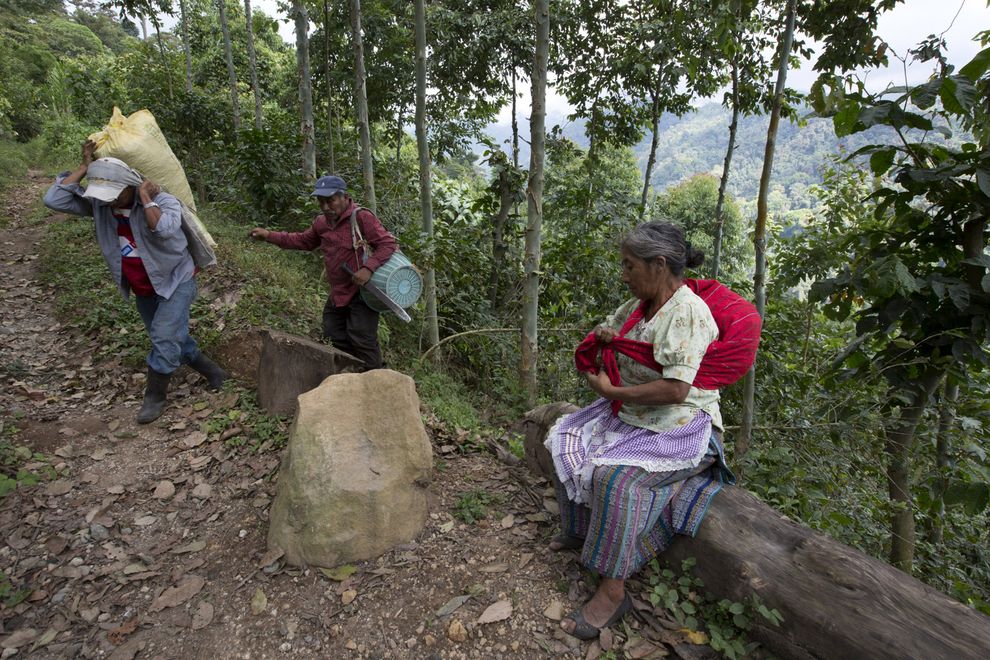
left=561, top=577, right=627, bottom=636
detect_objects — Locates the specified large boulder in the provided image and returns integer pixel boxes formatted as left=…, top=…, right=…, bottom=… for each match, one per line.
left=268, top=370, right=433, bottom=568
left=257, top=329, right=364, bottom=416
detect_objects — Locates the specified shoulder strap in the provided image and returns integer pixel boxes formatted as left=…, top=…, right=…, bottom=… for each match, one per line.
left=349, top=207, right=369, bottom=263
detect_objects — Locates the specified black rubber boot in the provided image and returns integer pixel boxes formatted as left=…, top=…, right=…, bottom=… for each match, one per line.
left=136, top=369, right=171, bottom=424
left=189, top=353, right=228, bottom=391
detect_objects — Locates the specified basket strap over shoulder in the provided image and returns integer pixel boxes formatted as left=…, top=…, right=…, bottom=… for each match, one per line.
left=349, top=207, right=370, bottom=264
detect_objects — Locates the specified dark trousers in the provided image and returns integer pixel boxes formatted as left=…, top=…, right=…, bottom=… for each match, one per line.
left=322, top=295, right=382, bottom=370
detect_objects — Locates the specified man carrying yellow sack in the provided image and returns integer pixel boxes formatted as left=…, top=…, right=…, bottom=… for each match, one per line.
left=44, top=140, right=227, bottom=424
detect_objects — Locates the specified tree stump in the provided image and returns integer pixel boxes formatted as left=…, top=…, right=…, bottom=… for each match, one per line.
left=524, top=403, right=990, bottom=660
left=256, top=329, right=364, bottom=416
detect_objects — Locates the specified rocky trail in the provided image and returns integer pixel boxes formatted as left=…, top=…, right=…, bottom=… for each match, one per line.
left=0, top=174, right=710, bottom=659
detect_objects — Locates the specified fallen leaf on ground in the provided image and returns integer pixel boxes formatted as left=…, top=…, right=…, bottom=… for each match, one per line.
left=191, top=483, right=213, bottom=499
left=134, top=515, right=157, bottom=527
left=543, top=498, right=560, bottom=515
left=600, top=628, right=614, bottom=651
left=477, top=600, right=512, bottom=624
left=319, top=564, right=357, bottom=581
left=106, top=618, right=140, bottom=645
left=123, top=563, right=147, bottom=575
left=500, top=514, right=515, bottom=528
left=436, top=595, right=471, bottom=617
left=108, top=420, right=120, bottom=432
left=627, top=639, right=666, bottom=659
left=171, top=540, right=206, bottom=554
left=191, top=602, right=214, bottom=630
left=525, top=512, right=550, bottom=523
left=341, top=589, right=357, bottom=605
left=438, top=520, right=455, bottom=533
left=478, top=562, right=509, bottom=574
left=183, top=432, right=207, bottom=448
left=250, top=588, right=267, bottom=614
left=149, top=576, right=205, bottom=612
left=44, top=480, right=73, bottom=496
left=1, top=628, right=38, bottom=649
left=107, top=485, right=125, bottom=495
left=518, top=552, right=534, bottom=569
left=679, top=628, right=708, bottom=645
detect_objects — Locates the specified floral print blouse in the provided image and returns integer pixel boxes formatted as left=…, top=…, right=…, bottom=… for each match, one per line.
left=603, top=285, right=722, bottom=432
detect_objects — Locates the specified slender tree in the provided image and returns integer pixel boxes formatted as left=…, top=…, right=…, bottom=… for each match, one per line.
left=521, top=0, right=549, bottom=403
left=293, top=0, right=316, bottom=180
left=711, top=57, right=738, bottom=278
left=244, top=0, right=263, bottom=130
left=179, top=0, right=192, bottom=93
left=350, top=0, right=376, bottom=211
left=323, top=0, right=335, bottom=172
left=738, top=0, right=798, bottom=464
left=218, top=0, right=241, bottom=131
left=414, top=0, right=439, bottom=349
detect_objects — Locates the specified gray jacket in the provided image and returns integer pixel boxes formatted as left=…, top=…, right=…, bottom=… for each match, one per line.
left=44, top=174, right=195, bottom=300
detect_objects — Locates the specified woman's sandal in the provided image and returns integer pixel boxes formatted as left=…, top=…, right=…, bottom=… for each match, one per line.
left=563, top=593, right=632, bottom=640
left=548, top=534, right=584, bottom=552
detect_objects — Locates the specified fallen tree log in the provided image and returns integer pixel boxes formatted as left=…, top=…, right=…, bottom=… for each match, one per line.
left=524, top=403, right=990, bottom=660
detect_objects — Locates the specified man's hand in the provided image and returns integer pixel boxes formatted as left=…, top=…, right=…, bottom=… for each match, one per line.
left=249, top=228, right=270, bottom=241
left=81, top=140, right=96, bottom=166
left=593, top=325, right=619, bottom=344
left=351, top=267, right=372, bottom=286
left=138, top=179, right=161, bottom=204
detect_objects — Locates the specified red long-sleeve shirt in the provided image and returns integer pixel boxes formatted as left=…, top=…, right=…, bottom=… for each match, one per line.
left=266, top=200, right=397, bottom=307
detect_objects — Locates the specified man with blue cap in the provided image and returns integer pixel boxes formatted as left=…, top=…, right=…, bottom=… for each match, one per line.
left=44, top=140, right=228, bottom=424
left=250, top=175, right=397, bottom=370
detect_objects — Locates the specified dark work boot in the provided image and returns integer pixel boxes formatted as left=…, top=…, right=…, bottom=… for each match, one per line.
left=189, top=353, right=228, bottom=391
left=136, top=369, right=171, bottom=424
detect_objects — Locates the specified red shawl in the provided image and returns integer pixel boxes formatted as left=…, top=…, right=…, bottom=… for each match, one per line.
left=574, top=279, right=762, bottom=415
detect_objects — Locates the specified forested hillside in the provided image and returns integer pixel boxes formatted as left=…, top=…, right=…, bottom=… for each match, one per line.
left=1, top=0, right=989, bottom=657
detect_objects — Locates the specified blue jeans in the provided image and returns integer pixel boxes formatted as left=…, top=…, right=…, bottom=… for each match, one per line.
left=134, top=278, right=201, bottom=374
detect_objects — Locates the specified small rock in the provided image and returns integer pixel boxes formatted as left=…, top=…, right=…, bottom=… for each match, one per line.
left=191, top=483, right=212, bottom=499
left=344, top=640, right=357, bottom=650
left=89, top=523, right=110, bottom=542
left=153, top=481, right=176, bottom=500
left=447, top=619, right=468, bottom=643
left=423, top=634, right=436, bottom=647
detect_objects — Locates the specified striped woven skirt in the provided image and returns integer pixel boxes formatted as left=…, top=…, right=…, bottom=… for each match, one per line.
left=547, top=399, right=732, bottom=579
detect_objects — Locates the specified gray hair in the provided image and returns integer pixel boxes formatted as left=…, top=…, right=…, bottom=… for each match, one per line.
left=621, top=222, right=704, bottom=276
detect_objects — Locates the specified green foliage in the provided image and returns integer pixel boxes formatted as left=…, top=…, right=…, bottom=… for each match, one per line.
left=453, top=488, right=501, bottom=524
left=414, top=368, right=483, bottom=431
left=0, top=421, right=53, bottom=500
left=646, top=557, right=781, bottom=659
left=203, top=388, right=289, bottom=454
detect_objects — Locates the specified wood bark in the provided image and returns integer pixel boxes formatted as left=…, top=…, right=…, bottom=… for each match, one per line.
left=245, top=0, right=264, bottom=130
left=738, top=0, right=797, bottom=465
left=350, top=0, right=377, bottom=212
left=294, top=1, right=316, bottom=181
left=711, top=56, right=740, bottom=280
left=180, top=0, right=192, bottom=93
left=414, top=0, right=439, bottom=349
left=489, top=166, right=514, bottom=309
left=522, top=403, right=990, bottom=660
left=928, top=379, right=959, bottom=546
left=639, top=86, right=661, bottom=221
left=323, top=0, right=336, bottom=172
left=521, top=0, right=550, bottom=404
left=218, top=0, right=241, bottom=131
left=150, top=15, right=174, bottom=98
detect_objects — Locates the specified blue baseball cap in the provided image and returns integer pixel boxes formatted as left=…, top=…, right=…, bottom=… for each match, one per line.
left=311, top=175, right=347, bottom=197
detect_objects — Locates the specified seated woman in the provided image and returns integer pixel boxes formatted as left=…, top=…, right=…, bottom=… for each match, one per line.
left=545, top=222, right=733, bottom=640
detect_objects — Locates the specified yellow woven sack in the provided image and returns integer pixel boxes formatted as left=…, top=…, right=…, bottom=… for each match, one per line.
left=89, top=108, right=216, bottom=252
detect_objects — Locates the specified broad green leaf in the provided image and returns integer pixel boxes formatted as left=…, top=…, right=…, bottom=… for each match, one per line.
left=948, top=284, right=970, bottom=311
left=944, top=482, right=990, bottom=515
left=977, top=169, right=990, bottom=198
left=869, top=148, right=895, bottom=175
left=319, top=564, right=357, bottom=581
left=959, top=46, right=990, bottom=82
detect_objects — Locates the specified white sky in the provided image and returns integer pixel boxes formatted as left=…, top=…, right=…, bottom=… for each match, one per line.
left=156, top=0, right=989, bottom=124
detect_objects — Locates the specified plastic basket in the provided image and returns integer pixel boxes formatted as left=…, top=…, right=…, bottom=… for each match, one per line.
left=360, top=251, right=423, bottom=312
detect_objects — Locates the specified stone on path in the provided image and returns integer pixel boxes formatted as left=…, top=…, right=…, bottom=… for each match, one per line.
left=267, top=370, right=433, bottom=567
left=256, top=329, right=364, bottom=416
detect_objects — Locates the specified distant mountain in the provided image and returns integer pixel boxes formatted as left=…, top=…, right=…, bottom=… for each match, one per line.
left=482, top=102, right=956, bottom=215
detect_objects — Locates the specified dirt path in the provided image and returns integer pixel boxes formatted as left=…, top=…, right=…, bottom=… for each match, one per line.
left=0, top=175, right=691, bottom=660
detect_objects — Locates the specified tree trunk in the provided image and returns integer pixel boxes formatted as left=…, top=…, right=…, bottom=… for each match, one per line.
left=150, top=16, right=174, bottom=98
left=294, top=1, right=316, bottom=181
left=395, top=107, right=404, bottom=166
left=180, top=0, right=192, bottom=93
left=927, top=380, right=959, bottom=546
left=350, top=0, right=377, bottom=212
left=639, top=86, right=661, bottom=221
left=245, top=0, right=264, bottom=130
left=712, top=57, right=740, bottom=280
left=141, top=16, right=148, bottom=41
left=737, top=0, right=797, bottom=466
left=511, top=70, right=519, bottom=170
left=489, top=166, right=513, bottom=308
left=414, top=0, right=439, bottom=350
left=521, top=0, right=550, bottom=404
left=323, top=0, right=336, bottom=172
left=886, top=370, right=944, bottom=572
left=523, top=403, right=990, bottom=660
left=218, top=0, right=241, bottom=131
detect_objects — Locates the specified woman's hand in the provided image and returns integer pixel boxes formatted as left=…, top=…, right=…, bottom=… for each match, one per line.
left=593, top=325, right=619, bottom=344
left=585, top=370, right=614, bottom=399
